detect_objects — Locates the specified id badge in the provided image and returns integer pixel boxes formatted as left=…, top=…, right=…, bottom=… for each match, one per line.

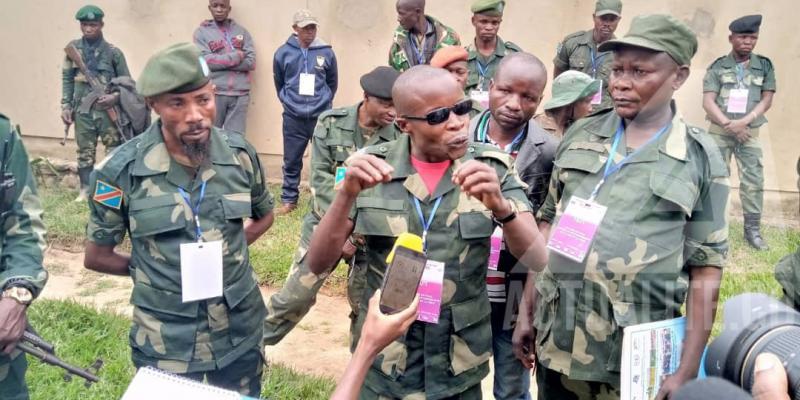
left=591, top=80, right=603, bottom=105
left=470, top=90, right=489, bottom=109
left=299, top=73, right=316, bottom=96
left=416, top=259, right=445, bottom=324
left=180, top=240, right=223, bottom=302
left=547, top=197, right=607, bottom=263
left=727, top=89, right=749, bottom=114
left=334, top=166, right=346, bottom=191
left=488, top=226, right=503, bottom=271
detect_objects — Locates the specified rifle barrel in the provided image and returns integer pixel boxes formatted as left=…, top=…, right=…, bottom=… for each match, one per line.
left=18, top=342, right=100, bottom=383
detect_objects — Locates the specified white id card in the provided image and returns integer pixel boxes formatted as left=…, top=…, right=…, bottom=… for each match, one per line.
left=299, top=73, right=316, bottom=96
left=726, top=88, right=749, bottom=114
left=547, top=197, right=607, bottom=263
left=180, top=240, right=223, bottom=302
left=469, top=90, right=489, bottom=109
left=591, top=80, right=603, bottom=105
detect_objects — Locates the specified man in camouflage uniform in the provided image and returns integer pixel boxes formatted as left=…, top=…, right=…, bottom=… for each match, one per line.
left=0, top=114, right=48, bottom=400
left=702, top=15, right=776, bottom=251
left=61, top=5, right=130, bottom=201
left=263, top=66, right=402, bottom=345
left=775, top=157, right=800, bottom=311
left=389, top=0, right=461, bottom=72
left=305, top=66, right=549, bottom=399
left=83, top=43, right=274, bottom=396
left=518, top=15, right=730, bottom=399
left=533, top=71, right=600, bottom=139
left=552, top=0, right=622, bottom=115
left=465, top=0, right=521, bottom=103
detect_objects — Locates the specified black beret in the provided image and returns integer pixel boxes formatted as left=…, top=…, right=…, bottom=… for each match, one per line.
left=729, top=14, right=762, bottom=33
left=360, top=66, right=401, bottom=100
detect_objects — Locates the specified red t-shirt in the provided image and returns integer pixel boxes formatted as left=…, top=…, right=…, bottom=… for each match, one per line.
left=410, top=156, right=451, bottom=195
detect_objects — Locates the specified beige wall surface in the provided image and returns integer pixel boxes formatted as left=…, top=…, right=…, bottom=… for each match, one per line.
left=1, top=0, right=798, bottom=198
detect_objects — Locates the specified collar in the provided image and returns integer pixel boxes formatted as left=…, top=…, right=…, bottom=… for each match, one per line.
left=387, top=135, right=469, bottom=201
left=467, top=36, right=507, bottom=60
left=469, top=109, right=544, bottom=146
left=333, top=104, right=360, bottom=132
left=722, top=52, right=764, bottom=70
left=579, top=29, right=615, bottom=48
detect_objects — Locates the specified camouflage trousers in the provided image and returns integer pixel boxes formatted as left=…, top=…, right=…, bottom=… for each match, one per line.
left=0, top=351, right=29, bottom=400
left=360, top=383, right=482, bottom=400
left=75, top=109, right=122, bottom=169
left=708, top=125, right=765, bottom=214
left=535, top=366, right=620, bottom=400
left=175, top=346, right=263, bottom=397
left=263, top=214, right=367, bottom=345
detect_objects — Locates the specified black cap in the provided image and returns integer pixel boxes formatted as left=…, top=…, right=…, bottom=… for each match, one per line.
left=360, top=66, right=401, bottom=100
left=729, top=14, right=762, bottom=33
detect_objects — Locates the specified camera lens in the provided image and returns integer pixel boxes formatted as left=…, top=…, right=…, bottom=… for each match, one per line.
left=705, top=293, right=800, bottom=399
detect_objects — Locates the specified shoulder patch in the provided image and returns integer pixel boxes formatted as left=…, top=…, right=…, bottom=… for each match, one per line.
left=362, top=143, right=390, bottom=158
left=687, top=125, right=728, bottom=178
left=472, top=144, right=512, bottom=169
left=505, top=41, right=522, bottom=52
left=319, top=107, right=350, bottom=119
left=93, top=180, right=124, bottom=209
left=564, top=30, right=587, bottom=41
left=707, top=56, right=726, bottom=70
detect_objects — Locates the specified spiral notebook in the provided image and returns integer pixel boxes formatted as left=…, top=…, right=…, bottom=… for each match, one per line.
left=122, top=366, right=258, bottom=400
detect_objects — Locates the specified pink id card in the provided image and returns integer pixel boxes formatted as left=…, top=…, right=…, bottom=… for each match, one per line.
left=416, top=260, right=445, bottom=324
left=547, top=197, right=607, bottom=263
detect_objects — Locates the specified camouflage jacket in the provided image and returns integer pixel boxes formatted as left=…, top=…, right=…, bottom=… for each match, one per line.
left=702, top=52, right=776, bottom=130
left=309, top=103, right=402, bottom=219
left=86, top=122, right=274, bottom=373
left=388, top=15, right=461, bottom=72
left=465, top=36, right=522, bottom=93
left=534, top=106, right=729, bottom=384
left=61, top=37, right=130, bottom=112
left=348, top=135, right=532, bottom=399
left=533, top=112, right=562, bottom=139
left=0, top=114, right=47, bottom=297
left=553, top=30, right=614, bottom=114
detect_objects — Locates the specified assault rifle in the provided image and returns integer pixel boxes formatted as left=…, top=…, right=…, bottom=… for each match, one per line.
left=19, top=324, right=103, bottom=387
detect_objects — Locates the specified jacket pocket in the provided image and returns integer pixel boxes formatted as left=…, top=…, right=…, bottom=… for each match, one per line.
left=606, top=300, right=669, bottom=372
left=130, top=282, right=200, bottom=361
left=223, top=272, right=264, bottom=346
left=449, top=296, right=492, bottom=376
left=354, top=198, right=408, bottom=237
left=533, top=274, right=559, bottom=349
left=129, top=195, right=186, bottom=238
left=632, top=171, right=698, bottom=251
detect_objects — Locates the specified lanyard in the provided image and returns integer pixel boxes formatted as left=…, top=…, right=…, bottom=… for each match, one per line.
left=413, top=196, right=442, bottom=253
left=735, top=62, right=746, bottom=88
left=300, top=48, right=309, bottom=73
left=178, top=180, right=208, bottom=242
left=408, top=34, right=426, bottom=65
left=589, top=121, right=671, bottom=201
left=477, top=113, right=525, bottom=153
left=589, top=48, right=607, bottom=79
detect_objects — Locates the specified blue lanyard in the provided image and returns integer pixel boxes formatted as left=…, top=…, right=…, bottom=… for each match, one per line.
left=477, top=113, right=525, bottom=153
left=735, top=62, right=746, bottom=88
left=178, top=181, right=207, bottom=242
left=476, top=60, right=489, bottom=78
left=413, top=196, right=442, bottom=253
left=589, top=121, right=672, bottom=200
left=589, top=48, right=607, bottom=79
left=300, top=48, right=309, bottom=73
left=408, top=34, right=426, bottom=65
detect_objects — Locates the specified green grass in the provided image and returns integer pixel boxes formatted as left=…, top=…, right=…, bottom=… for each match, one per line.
left=25, top=300, right=335, bottom=399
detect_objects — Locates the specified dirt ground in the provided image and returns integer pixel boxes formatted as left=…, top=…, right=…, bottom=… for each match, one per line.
left=39, top=247, right=504, bottom=397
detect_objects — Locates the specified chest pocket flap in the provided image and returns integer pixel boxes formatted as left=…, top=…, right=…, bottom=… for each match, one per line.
left=554, top=147, right=605, bottom=174
left=648, top=172, right=698, bottom=216
left=354, top=197, right=408, bottom=237
left=129, top=195, right=186, bottom=238
left=459, top=212, right=493, bottom=239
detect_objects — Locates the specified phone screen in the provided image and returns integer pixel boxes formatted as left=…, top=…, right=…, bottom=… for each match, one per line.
left=379, top=246, right=426, bottom=314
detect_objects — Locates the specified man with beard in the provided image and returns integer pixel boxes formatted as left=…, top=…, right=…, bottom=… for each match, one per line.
left=263, top=66, right=402, bottom=345
left=516, top=15, right=729, bottom=399
left=83, top=43, right=275, bottom=396
left=306, top=65, right=549, bottom=399
left=552, top=0, right=622, bottom=115
left=464, top=0, right=521, bottom=107
left=193, top=0, right=256, bottom=134
left=702, top=15, right=776, bottom=251
left=467, top=52, right=557, bottom=400
left=389, top=0, right=461, bottom=72
left=61, top=5, right=130, bottom=202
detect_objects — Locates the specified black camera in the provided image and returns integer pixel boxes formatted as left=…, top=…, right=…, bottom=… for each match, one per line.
left=705, top=293, right=800, bottom=399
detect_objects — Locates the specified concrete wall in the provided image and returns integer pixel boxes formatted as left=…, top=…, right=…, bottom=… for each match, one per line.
left=1, top=0, right=797, bottom=215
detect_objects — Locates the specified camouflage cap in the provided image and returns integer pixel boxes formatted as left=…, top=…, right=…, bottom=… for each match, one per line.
left=595, top=0, right=622, bottom=17
left=543, top=71, right=601, bottom=111
left=729, top=14, right=762, bottom=34
left=360, top=66, right=401, bottom=100
left=598, top=14, right=697, bottom=66
left=293, top=9, right=319, bottom=28
left=137, top=43, right=211, bottom=98
left=75, top=5, right=104, bottom=22
left=471, top=0, right=505, bottom=16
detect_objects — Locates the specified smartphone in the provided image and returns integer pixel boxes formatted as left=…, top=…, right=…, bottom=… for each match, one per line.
left=379, top=246, right=427, bottom=314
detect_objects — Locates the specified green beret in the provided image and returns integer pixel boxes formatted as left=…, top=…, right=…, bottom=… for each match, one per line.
left=75, top=5, right=104, bottom=22
left=595, top=0, right=622, bottom=17
left=471, top=0, right=505, bottom=16
left=543, top=71, right=601, bottom=111
left=729, top=14, right=762, bottom=34
left=137, top=43, right=211, bottom=98
left=360, top=67, right=401, bottom=100
left=598, top=14, right=697, bottom=66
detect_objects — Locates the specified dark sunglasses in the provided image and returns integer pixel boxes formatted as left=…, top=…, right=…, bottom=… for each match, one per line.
left=401, top=99, right=472, bottom=125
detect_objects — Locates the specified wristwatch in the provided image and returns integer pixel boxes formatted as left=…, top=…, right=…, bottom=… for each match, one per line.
left=492, top=199, right=518, bottom=226
left=2, top=286, right=33, bottom=305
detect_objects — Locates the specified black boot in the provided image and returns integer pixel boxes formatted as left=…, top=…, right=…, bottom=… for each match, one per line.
left=74, top=166, right=92, bottom=202
left=744, top=213, right=769, bottom=250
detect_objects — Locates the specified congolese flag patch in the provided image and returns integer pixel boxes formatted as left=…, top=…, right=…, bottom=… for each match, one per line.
left=93, top=180, right=123, bottom=209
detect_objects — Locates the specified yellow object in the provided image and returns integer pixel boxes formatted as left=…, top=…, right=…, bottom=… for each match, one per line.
left=386, top=233, right=424, bottom=264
